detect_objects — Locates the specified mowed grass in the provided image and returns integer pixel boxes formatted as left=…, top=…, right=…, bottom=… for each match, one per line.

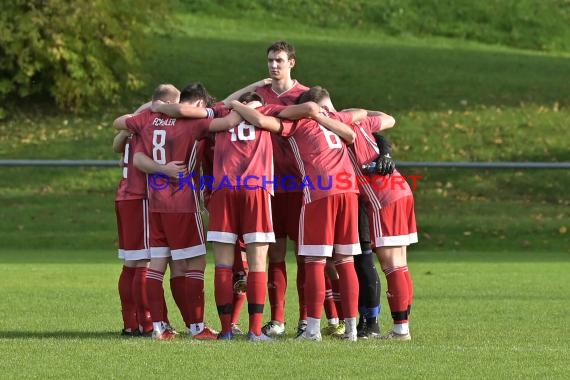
left=0, top=249, right=568, bottom=379
left=1, top=8, right=569, bottom=380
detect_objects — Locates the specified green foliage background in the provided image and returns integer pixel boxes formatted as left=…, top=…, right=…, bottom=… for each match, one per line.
left=0, top=0, right=172, bottom=116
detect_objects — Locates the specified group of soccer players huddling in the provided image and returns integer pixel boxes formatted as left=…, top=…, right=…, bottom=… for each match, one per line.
left=112, top=41, right=417, bottom=342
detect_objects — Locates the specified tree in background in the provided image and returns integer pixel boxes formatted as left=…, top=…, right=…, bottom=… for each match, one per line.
left=0, top=0, right=172, bottom=117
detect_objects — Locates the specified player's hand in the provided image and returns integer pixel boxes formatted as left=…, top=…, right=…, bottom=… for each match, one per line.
left=163, top=160, right=188, bottom=179
left=375, top=154, right=396, bottom=176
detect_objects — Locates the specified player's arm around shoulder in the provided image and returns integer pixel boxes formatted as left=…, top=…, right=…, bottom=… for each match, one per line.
left=113, top=114, right=133, bottom=130
left=277, top=101, right=320, bottom=120
left=314, top=112, right=356, bottom=144
left=230, top=100, right=282, bottom=133
left=151, top=101, right=209, bottom=118
left=133, top=152, right=187, bottom=179
left=112, top=130, right=130, bottom=153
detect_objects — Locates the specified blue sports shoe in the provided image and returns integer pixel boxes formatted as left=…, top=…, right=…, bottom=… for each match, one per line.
left=217, top=331, right=234, bottom=340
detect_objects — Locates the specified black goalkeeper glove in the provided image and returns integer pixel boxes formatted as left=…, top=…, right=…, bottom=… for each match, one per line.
left=375, top=153, right=396, bottom=175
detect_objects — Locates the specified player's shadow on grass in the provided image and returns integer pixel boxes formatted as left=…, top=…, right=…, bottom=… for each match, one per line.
left=0, top=331, right=123, bottom=339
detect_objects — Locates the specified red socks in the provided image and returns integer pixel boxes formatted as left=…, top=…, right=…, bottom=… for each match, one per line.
left=403, top=267, right=414, bottom=315
left=383, top=266, right=409, bottom=323
left=334, top=258, right=359, bottom=319
left=323, top=276, right=338, bottom=320
left=186, top=270, right=205, bottom=326
left=304, top=258, right=326, bottom=319
left=118, top=266, right=137, bottom=330
left=146, top=269, right=166, bottom=323
left=247, top=271, right=266, bottom=336
left=133, top=267, right=152, bottom=332
left=215, top=266, right=234, bottom=334
left=329, top=277, right=344, bottom=320
left=296, top=256, right=307, bottom=321
left=268, top=261, right=287, bottom=323
left=170, top=276, right=189, bottom=326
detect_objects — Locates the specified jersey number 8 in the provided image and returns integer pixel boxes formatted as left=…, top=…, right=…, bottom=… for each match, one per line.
left=152, top=130, right=167, bottom=164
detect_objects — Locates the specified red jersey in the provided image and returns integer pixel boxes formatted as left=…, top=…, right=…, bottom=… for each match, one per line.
left=212, top=104, right=285, bottom=195
left=256, top=82, right=309, bottom=192
left=197, top=135, right=215, bottom=207
left=126, top=109, right=210, bottom=213
left=115, top=134, right=147, bottom=201
left=349, top=116, right=382, bottom=166
left=280, top=111, right=359, bottom=204
left=345, top=117, right=412, bottom=207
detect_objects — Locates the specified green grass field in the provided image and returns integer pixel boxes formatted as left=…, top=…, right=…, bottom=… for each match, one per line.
left=1, top=2, right=570, bottom=378
left=0, top=249, right=568, bottom=379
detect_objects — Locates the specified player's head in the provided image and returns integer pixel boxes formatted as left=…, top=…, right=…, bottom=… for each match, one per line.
left=266, top=40, right=297, bottom=81
left=179, top=82, right=216, bottom=107
left=152, top=84, right=180, bottom=104
left=237, top=91, right=265, bottom=105
left=298, top=86, right=328, bottom=104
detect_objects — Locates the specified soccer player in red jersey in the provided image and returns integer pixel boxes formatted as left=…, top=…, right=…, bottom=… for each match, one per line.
left=196, top=135, right=248, bottom=335
left=114, top=83, right=241, bottom=340
left=312, top=88, right=417, bottom=340
left=226, top=41, right=316, bottom=337
left=113, top=129, right=153, bottom=337
left=231, top=97, right=367, bottom=341
left=146, top=89, right=290, bottom=341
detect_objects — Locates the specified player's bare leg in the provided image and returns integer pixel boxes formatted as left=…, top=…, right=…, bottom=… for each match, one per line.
left=213, top=242, right=236, bottom=338
left=263, top=238, right=287, bottom=336
left=376, top=246, right=412, bottom=340
left=246, top=242, right=271, bottom=340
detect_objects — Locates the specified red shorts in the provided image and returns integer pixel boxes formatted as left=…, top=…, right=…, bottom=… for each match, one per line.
left=149, top=212, right=206, bottom=260
left=298, top=193, right=360, bottom=257
left=272, top=191, right=303, bottom=241
left=207, top=188, right=275, bottom=244
left=115, top=199, right=150, bottom=261
left=367, top=195, right=418, bottom=247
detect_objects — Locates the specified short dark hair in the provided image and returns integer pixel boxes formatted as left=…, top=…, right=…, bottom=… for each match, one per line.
left=267, top=40, right=296, bottom=60
left=237, top=91, right=264, bottom=105
left=179, top=82, right=216, bottom=106
left=152, top=84, right=179, bottom=103
left=297, top=86, right=330, bottom=104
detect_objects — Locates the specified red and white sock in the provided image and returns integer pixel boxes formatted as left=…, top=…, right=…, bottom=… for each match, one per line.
left=335, top=257, right=359, bottom=319
left=133, top=267, right=152, bottom=333
left=330, top=277, right=344, bottom=320
left=186, top=269, right=205, bottom=334
left=323, top=276, right=338, bottom=322
left=146, top=269, right=166, bottom=323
